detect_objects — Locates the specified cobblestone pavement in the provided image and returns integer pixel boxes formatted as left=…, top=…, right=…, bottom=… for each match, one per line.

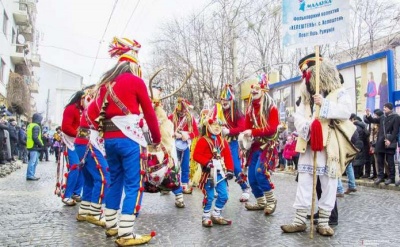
left=1, top=158, right=400, bottom=247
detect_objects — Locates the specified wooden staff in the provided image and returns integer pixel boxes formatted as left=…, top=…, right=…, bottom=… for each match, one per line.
left=310, top=46, right=321, bottom=239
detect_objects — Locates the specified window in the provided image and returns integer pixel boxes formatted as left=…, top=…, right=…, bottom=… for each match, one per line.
left=12, top=29, right=15, bottom=43
left=2, top=11, right=8, bottom=36
left=0, top=59, right=5, bottom=83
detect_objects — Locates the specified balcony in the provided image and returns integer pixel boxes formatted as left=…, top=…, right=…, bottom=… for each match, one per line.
left=30, top=53, right=40, bottom=67
left=13, top=3, right=29, bottom=25
left=10, top=44, right=28, bottom=65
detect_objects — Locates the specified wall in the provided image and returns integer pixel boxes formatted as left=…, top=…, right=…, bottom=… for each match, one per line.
left=33, top=62, right=82, bottom=128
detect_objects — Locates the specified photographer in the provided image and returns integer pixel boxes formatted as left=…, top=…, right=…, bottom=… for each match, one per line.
left=365, top=103, right=400, bottom=185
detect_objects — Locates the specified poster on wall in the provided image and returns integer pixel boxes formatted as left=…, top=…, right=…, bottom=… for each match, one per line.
left=364, top=71, right=389, bottom=112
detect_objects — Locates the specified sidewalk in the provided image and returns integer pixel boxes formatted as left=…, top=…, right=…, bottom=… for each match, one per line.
left=275, top=169, right=400, bottom=191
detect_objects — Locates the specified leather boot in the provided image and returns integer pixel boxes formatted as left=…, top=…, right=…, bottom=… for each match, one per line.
left=115, top=214, right=154, bottom=246
left=76, top=201, right=90, bottom=221
left=182, top=183, right=193, bottom=194
left=264, top=191, right=277, bottom=215
left=86, top=203, right=105, bottom=227
left=316, top=209, right=334, bottom=236
left=105, top=208, right=118, bottom=237
left=245, top=196, right=266, bottom=210
left=281, top=209, right=307, bottom=233
left=210, top=215, right=232, bottom=225
left=174, top=193, right=185, bottom=208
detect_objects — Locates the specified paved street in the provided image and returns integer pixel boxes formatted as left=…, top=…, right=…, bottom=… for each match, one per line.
left=0, top=157, right=399, bottom=247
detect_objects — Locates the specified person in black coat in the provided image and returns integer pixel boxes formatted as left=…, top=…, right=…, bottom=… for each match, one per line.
left=365, top=102, right=400, bottom=185
left=0, top=118, right=8, bottom=164
left=8, top=118, right=18, bottom=161
left=18, top=124, right=28, bottom=163
left=350, top=115, right=369, bottom=178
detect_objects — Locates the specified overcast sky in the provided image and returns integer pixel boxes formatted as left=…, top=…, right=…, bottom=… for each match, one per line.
left=36, top=0, right=209, bottom=85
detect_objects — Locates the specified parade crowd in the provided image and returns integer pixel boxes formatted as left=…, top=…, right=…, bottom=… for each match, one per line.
left=17, top=37, right=400, bottom=247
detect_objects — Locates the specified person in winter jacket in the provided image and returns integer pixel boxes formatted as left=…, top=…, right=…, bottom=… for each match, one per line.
left=18, top=124, right=28, bottom=163
left=26, top=113, right=44, bottom=180
left=283, top=134, right=297, bottom=172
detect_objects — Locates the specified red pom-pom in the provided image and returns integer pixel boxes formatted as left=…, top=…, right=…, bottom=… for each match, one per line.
left=66, top=164, right=70, bottom=169
left=140, top=153, right=146, bottom=159
left=150, top=231, right=156, bottom=237
left=270, top=183, right=275, bottom=189
left=96, top=165, right=101, bottom=169
left=102, top=180, right=107, bottom=184
left=62, top=184, right=66, bottom=189
left=139, top=119, right=144, bottom=128
left=139, top=187, right=144, bottom=192
left=135, top=205, right=141, bottom=212
left=153, top=176, right=160, bottom=182
left=260, top=84, right=265, bottom=89
left=140, top=170, right=146, bottom=175
left=310, top=119, right=323, bottom=151
left=100, top=194, right=104, bottom=199
left=56, top=182, right=60, bottom=187
left=63, top=151, right=68, bottom=156
left=251, top=85, right=254, bottom=89
left=64, top=173, right=68, bottom=178
left=208, top=119, right=213, bottom=125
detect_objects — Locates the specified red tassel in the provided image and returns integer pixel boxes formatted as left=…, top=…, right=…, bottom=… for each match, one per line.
left=310, top=119, right=323, bottom=151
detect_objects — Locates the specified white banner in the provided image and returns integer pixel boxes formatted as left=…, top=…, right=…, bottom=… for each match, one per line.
left=282, top=0, right=350, bottom=48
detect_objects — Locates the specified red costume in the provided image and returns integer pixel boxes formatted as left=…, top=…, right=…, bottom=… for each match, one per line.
left=61, top=104, right=81, bottom=137
left=96, top=73, right=161, bottom=143
left=193, top=135, right=233, bottom=171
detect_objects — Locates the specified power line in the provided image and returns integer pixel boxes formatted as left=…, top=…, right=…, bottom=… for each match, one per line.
left=89, top=0, right=120, bottom=78
left=39, top=44, right=113, bottom=60
left=120, top=0, right=141, bottom=36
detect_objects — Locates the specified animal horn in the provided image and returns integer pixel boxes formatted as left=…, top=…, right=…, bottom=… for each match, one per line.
left=149, top=68, right=166, bottom=99
left=160, top=68, right=193, bottom=100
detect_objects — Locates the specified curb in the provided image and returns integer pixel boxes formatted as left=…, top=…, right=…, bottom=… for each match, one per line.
left=275, top=170, right=400, bottom=192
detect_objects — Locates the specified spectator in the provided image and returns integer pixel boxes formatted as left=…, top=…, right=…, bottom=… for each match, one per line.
left=363, top=109, right=383, bottom=179
left=18, top=124, right=28, bottom=163
left=0, top=118, right=8, bottom=164
left=283, top=134, right=297, bottom=172
left=53, top=127, right=62, bottom=163
left=39, top=132, right=51, bottom=162
left=351, top=115, right=369, bottom=178
left=26, top=113, right=44, bottom=181
left=8, top=118, right=18, bottom=161
left=365, top=103, right=400, bottom=185
left=277, top=124, right=288, bottom=171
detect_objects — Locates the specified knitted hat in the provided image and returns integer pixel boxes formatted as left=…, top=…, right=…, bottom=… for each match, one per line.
left=220, top=84, right=235, bottom=101
left=373, top=109, right=383, bottom=117
left=384, top=102, right=393, bottom=110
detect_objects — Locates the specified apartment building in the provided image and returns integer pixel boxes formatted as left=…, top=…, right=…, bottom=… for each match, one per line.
left=0, top=0, right=40, bottom=121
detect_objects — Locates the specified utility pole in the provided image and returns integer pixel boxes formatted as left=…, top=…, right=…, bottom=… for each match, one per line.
left=45, top=89, right=50, bottom=129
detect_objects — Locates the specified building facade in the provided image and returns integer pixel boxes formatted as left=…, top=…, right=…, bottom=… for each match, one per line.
left=0, top=0, right=40, bottom=121
left=34, top=61, right=83, bottom=130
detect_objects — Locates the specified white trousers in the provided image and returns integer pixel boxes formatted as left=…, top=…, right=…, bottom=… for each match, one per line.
left=293, top=172, right=338, bottom=212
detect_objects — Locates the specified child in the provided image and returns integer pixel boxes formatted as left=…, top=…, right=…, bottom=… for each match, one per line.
left=193, top=103, right=234, bottom=227
left=283, top=134, right=296, bottom=172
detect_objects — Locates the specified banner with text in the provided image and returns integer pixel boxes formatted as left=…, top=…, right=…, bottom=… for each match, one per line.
left=282, top=0, right=349, bottom=48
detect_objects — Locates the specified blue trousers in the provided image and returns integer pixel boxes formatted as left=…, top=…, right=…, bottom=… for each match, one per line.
left=104, top=138, right=144, bottom=216
left=203, top=173, right=229, bottom=211
left=172, top=147, right=190, bottom=195
left=26, top=150, right=39, bottom=178
left=229, top=140, right=249, bottom=190
left=248, top=150, right=272, bottom=198
left=337, top=163, right=356, bottom=194
left=64, top=147, right=83, bottom=198
left=76, top=144, right=110, bottom=204
left=177, top=148, right=190, bottom=184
